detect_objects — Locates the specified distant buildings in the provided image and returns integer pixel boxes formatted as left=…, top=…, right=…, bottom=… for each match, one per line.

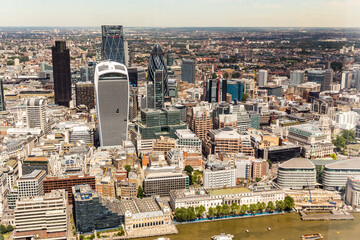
left=341, top=71, right=353, bottom=89
left=307, top=69, right=333, bottom=91
left=101, top=25, right=126, bottom=65
left=277, top=158, right=316, bottom=190
left=13, top=189, right=68, bottom=240
left=75, top=82, right=95, bottom=110
left=95, top=61, right=129, bottom=146
left=175, top=129, right=202, bottom=151
left=290, top=70, right=305, bottom=87
left=128, top=66, right=146, bottom=86
left=181, top=59, right=195, bottom=83
left=52, top=41, right=72, bottom=107
left=259, top=85, right=282, bottom=97
left=148, top=43, right=168, bottom=96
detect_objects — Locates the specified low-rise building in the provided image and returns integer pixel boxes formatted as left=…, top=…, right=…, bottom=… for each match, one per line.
left=323, top=159, right=360, bottom=191
left=18, top=170, right=46, bottom=198
left=203, top=164, right=236, bottom=189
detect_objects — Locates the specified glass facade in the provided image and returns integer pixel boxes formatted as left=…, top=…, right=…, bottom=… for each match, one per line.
left=148, top=44, right=168, bottom=96
left=101, top=25, right=125, bottom=64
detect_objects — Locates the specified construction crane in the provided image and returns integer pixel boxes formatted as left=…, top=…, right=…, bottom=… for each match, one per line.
left=306, top=179, right=313, bottom=203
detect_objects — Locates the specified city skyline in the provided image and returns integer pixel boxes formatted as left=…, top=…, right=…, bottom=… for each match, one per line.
left=1, top=0, right=360, bottom=28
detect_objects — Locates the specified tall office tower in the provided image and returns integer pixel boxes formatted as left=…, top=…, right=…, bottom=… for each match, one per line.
left=101, top=25, right=125, bottom=64
left=181, top=59, right=195, bottom=83
left=147, top=70, right=164, bottom=109
left=290, top=70, right=305, bottom=87
left=25, top=98, right=48, bottom=133
left=95, top=61, right=129, bottom=146
left=148, top=43, right=168, bottom=96
left=308, top=69, right=333, bottom=91
left=258, top=70, right=268, bottom=86
left=206, top=79, right=227, bottom=103
left=233, top=104, right=251, bottom=134
left=80, top=64, right=95, bottom=82
left=323, top=69, right=333, bottom=91
left=52, top=41, right=72, bottom=107
left=167, top=53, right=174, bottom=66
left=128, top=66, right=146, bottom=87
left=353, top=68, right=360, bottom=90
left=341, top=71, right=353, bottom=89
left=129, top=87, right=138, bottom=121
left=75, top=82, right=95, bottom=110
left=0, top=78, right=5, bottom=111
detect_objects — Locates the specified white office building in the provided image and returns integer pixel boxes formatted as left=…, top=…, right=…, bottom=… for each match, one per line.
left=13, top=189, right=68, bottom=240
left=175, top=129, right=202, bottom=151
left=203, top=165, right=236, bottom=189
left=345, top=176, right=360, bottom=208
left=258, top=70, right=268, bottom=87
left=69, top=126, right=92, bottom=144
left=323, top=159, right=360, bottom=191
left=17, top=170, right=46, bottom=198
left=334, top=111, right=359, bottom=130
left=290, top=70, right=305, bottom=87
left=25, top=98, right=49, bottom=134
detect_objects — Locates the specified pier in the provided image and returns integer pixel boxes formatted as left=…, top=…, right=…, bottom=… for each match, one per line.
left=300, top=210, right=354, bottom=221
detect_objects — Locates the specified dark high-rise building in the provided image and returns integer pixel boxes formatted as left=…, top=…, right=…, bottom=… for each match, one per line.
left=128, top=66, right=146, bottom=87
left=308, top=69, right=333, bottom=92
left=101, top=25, right=125, bottom=64
left=148, top=44, right=168, bottom=96
left=0, top=78, right=5, bottom=111
left=181, top=59, right=196, bottom=83
left=76, top=82, right=95, bottom=110
left=52, top=41, right=72, bottom=107
left=146, top=70, right=164, bottom=109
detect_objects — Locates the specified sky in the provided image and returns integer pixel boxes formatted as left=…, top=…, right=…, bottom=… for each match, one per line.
left=0, top=0, right=360, bottom=27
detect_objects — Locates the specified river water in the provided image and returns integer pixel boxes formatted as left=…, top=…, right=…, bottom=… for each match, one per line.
left=135, top=213, right=360, bottom=240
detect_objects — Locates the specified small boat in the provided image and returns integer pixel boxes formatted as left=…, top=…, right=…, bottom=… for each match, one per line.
left=156, top=238, right=170, bottom=240
left=267, top=227, right=271, bottom=231
left=246, top=229, right=249, bottom=233
left=211, top=233, right=234, bottom=240
left=300, top=233, right=323, bottom=240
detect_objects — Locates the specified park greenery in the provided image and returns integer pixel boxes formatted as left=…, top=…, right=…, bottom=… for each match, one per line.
left=184, top=165, right=202, bottom=185
left=174, top=197, right=295, bottom=222
left=0, top=225, right=13, bottom=234
left=137, top=186, right=144, bottom=198
left=332, top=130, right=357, bottom=154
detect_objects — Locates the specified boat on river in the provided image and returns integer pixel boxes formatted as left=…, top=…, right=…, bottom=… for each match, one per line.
left=300, top=233, right=323, bottom=240
left=211, top=233, right=234, bottom=240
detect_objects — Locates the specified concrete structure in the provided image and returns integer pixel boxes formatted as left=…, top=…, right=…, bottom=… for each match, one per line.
left=323, top=159, right=360, bottom=190
left=341, top=71, right=353, bottom=89
left=95, top=61, right=129, bottom=146
left=345, top=176, right=360, bottom=208
left=69, top=126, right=93, bottom=144
left=203, top=164, right=236, bottom=189
left=13, top=189, right=68, bottom=240
left=0, top=169, right=9, bottom=216
left=308, top=69, right=333, bottom=91
left=143, top=171, right=189, bottom=197
left=18, top=170, right=46, bottom=198
left=277, top=158, right=316, bottom=190
left=259, top=85, right=282, bottom=97
left=288, top=124, right=328, bottom=146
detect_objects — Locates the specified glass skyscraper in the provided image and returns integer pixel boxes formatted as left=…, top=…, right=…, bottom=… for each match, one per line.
left=148, top=43, right=168, bottom=96
left=95, top=61, right=129, bottom=146
left=0, top=78, right=5, bottom=111
left=101, top=25, right=125, bottom=64
left=181, top=59, right=196, bottom=83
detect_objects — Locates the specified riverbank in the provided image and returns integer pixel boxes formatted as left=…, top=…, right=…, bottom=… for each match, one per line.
left=175, top=211, right=285, bottom=225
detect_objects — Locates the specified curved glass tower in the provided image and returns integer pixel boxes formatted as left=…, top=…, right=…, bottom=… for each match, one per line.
left=95, top=61, right=129, bottom=146
left=101, top=25, right=125, bottom=64
left=148, top=43, right=168, bottom=96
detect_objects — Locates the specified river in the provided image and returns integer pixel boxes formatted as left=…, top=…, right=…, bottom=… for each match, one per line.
left=135, top=213, right=360, bottom=240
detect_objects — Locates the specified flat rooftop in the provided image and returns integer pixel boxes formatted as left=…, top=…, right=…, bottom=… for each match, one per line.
left=325, top=159, right=360, bottom=170
left=208, top=188, right=251, bottom=196
left=279, top=158, right=315, bottom=169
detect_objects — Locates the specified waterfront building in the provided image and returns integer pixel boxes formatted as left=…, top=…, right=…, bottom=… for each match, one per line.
left=290, top=70, right=305, bottom=87
left=345, top=176, right=360, bottom=208
left=18, top=170, right=46, bottom=198
left=101, top=25, right=125, bottom=64
left=95, top=61, right=129, bottom=146
left=203, top=164, right=236, bottom=189
left=170, top=187, right=285, bottom=212
left=323, top=159, right=360, bottom=191
left=22, top=156, right=48, bottom=175
left=75, top=82, right=95, bottom=110
left=52, top=41, right=72, bottom=107
left=43, top=175, right=96, bottom=204
left=13, top=189, right=68, bottom=240
left=258, top=70, right=268, bottom=86
left=277, top=158, right=316, bottom=190
left=148, top=43, right=168, bottom=96
left=143, top=171, right=189, bottom=197
left=72, top=184, right=123, bottom=233
left=181, top=59, right=196, bottom=83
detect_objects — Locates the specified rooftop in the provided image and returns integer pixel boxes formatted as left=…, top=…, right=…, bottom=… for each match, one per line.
left=325, top=159, right=360, bottom=170
left=279, top=158, right=315, bottom=169
left=207, top=187, right=251, bottom=196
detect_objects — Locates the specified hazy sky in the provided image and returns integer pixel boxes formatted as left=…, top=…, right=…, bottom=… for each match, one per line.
left=1, top=0, right=360, bottom=27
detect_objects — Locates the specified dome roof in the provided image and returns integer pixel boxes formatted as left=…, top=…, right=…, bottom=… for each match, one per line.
left=151, top=43, right=164, bottom=54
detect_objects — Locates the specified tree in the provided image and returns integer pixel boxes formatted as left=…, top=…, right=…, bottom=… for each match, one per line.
left=0, top=225, right=5, bottom=234
left=186, top=207, right=196, bottom=221
left=184, top=165, right=194, bottom=176
left=240, top=204, right=249, bottom=215
left=267, top=201, right=275, bottom=212
left=5, top=225, right=13, bottom=233
left=249, top=204, right=257, bottom=214
left=257, top=202, right=266, bottom=213
left=330, top=153, right=337, bottom=160
left=330, top=61, right=343, bottom=72
left=175, top=207, right=187, bottom=222
left=208, top=207, right=215, bottom=218
left=211, top=73, right=218, bottom=79
left=276, top=200, right=285, bottom=211
left=137, top=186, right=144, bottom=199
left=284, top=196, right=295, bottom=211
left=242, top=93, right=249, bottom=101
left=255, top=177, right=261, bottom=182
left=215, top=205, right=222, bottom=217
left=195, top=205, right=206, bottom=219
left=232, top=72, right=241, bottom=78
left=223, top=72, right=229, bottom=79
left=222, top=204, right=230, bottom=216
left=230, top=202, right=239, bottom=215
left=124, top=165, right=131, bottom=177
